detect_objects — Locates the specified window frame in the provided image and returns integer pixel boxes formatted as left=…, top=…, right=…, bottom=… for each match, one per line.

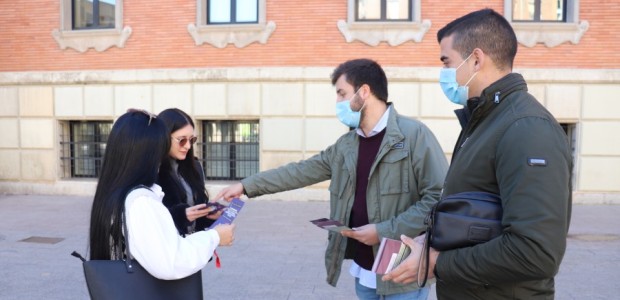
left=206, top=0, right=259, bottom=25
left=337, top=0, right=430, bottom=47
left=59, top=120, right=113, bottom=179
left=71, top=0, right=116, bottom=30
left=188, top=0, right=275, bottom=48
left=504, top=0, right=589, bottom=48
left=200, top=120, right=260, bottom=181
left=510, top=0, right=567, bottom=23
left=52, top=0, right=132, bottom=53
left=354, top=0, right=413, bottom=22
left=560, top=122, right=578, bottom=191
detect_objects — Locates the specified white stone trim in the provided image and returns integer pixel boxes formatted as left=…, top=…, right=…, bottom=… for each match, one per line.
left=504, top=0, right=589, bottom=48
left=337, top=0, right=430, bottom=46
left=187, top=22, right=276, bottom=48
left=2, top=68, right=619, bottom=85
left=52, top=0, right=131, bottom=53
left=52, top=26, right=133, bottom=53
left=189, top=0, right=276, bottom=48
left=510, top=21, right=589, bottom=48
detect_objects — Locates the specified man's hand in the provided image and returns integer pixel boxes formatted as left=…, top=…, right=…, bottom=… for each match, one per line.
left=381, top=234, right=440, bottom=285
left=340, top=224, right=380, bottom=246
left=213, top=182, right=245, bottom=202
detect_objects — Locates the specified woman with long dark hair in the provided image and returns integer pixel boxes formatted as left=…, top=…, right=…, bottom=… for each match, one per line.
left=89, top=109, right=234, bottom=279
left=157, top=108, right=218, bottom=235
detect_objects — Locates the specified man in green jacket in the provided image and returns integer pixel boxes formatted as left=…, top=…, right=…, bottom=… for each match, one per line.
left=215, top=58, right=448, bottom=298
left=382, top=9, right=573, bottom=299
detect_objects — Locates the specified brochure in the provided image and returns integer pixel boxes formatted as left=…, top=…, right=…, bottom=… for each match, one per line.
left=208, top=198, right=245, bottom=229
left=310, top=218, right=352, bottom=233
left=371, top=237, right=411, bottom=275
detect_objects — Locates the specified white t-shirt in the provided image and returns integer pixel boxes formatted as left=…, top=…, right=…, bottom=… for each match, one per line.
left=124, top=184, right=220, bottom=280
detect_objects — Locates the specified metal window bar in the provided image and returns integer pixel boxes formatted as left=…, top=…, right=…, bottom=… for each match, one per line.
left=59, top=121, right=112, bottom=178
left=560, top=123, right=577, bottom=191
left=201, top=120, right=259, bottom=180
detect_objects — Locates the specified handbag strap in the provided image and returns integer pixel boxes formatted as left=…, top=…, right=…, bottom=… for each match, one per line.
left=121, top=184, right=150, bottom=273
left=418, top=203, right=437, bottom=288
left=121, top=211, right=136, bottom=273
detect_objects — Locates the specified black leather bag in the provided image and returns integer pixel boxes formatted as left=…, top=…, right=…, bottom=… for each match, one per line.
left=418, top=191, right=503, bottom=287
left=73, top=211, right=203, bottom=300
left=429, top=191, right=503, bottom=251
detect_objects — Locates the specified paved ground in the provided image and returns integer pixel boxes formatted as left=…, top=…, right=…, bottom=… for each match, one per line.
left=0, top=194, right=619, bottom=299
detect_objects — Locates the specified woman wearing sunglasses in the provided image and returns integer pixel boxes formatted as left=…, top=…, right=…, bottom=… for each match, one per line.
left=158, top=108, right=219, bottom=235
left=89, top=109, right=234, bottom=281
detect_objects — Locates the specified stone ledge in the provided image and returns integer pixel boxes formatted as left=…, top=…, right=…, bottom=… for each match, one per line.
left=2, top=68, right=620, bottom=86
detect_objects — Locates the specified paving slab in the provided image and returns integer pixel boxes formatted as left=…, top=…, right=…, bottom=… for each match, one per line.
left=0, top=195, right=618, bottom=299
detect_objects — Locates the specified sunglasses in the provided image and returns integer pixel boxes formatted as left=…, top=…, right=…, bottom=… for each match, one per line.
left=172, top=136, right=198, bottom=147
left=127, top=108, right=157, bottom=126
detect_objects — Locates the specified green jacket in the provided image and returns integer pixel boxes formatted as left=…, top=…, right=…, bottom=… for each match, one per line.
left=241, top=104, right=448, bottom=295
left=435, top=73, right=573, bottom=299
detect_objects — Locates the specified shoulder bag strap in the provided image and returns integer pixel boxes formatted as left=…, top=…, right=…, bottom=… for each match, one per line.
left=121, top=184, right=150, bottom=273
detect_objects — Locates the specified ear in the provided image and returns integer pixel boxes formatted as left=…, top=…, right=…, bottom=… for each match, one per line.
left=472, top=48, right=485, bottom=72
left=359, top=84, right=371, bottom=99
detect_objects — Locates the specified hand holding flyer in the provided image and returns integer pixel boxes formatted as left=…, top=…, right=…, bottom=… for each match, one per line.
left=310, top=218, right=352, bottom=233
left=209, top=198, right=245, bottom=229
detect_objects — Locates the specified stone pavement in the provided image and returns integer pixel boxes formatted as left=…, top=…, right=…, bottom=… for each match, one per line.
left=0, top=194, right=619, bottom=299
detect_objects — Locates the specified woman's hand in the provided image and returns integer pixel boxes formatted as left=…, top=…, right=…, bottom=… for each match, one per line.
left=214, top=224, right=236, bottom=246
left=185, top=203, right=213, bottom=222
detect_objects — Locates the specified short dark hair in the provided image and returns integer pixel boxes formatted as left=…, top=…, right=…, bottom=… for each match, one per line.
left=331, top=58, right=388, bottom=102
left=437, top=8, right=517, bottom=71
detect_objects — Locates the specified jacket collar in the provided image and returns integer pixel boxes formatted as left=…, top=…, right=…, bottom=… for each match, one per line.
left=454, top=73, right=527, bottom=129
left=344, top=103, right=404, bottom=152
left=383, top=103, right=405, bottom=147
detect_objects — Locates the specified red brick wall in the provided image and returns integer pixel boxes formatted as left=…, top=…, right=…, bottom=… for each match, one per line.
left=0, top=0, right=617, bottom=71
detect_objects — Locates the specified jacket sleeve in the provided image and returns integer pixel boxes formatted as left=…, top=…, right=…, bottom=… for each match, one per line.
left=435, top=116, right=572, bottom=285
left=376, top=123, right=448, bottom=238
left=240, top=144, right=337, bottom=197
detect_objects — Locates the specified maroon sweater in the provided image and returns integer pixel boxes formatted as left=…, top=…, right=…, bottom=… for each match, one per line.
left=349, top=129, right=386, bottom=270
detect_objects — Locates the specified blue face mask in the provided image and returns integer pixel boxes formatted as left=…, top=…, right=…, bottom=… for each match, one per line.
left=439, top=53, right=477, bottom=106
left=336, top=90, right=363, bottom=128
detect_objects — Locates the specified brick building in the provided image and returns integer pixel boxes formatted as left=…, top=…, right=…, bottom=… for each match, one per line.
left=0, top=0, right=618, bottom=203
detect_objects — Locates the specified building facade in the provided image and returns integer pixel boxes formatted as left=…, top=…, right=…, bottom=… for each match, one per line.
left=1, top=0, right=619, bottom=203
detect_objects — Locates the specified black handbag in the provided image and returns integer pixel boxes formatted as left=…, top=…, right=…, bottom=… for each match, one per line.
left=418, top=191, right=503, bottom=287
left=72, top=211, right=203, bottom=300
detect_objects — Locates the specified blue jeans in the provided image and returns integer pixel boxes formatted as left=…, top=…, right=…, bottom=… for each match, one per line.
left=355, top=278, right=430, bottom=300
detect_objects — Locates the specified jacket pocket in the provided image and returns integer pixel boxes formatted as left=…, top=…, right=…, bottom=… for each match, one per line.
left=378, top=150, right=410, bottom=195
left=329, top=162, right=351, bottom=222
left=329, top=163, right=350, bottom=199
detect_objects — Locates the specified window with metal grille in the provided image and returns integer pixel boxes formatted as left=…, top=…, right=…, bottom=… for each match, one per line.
left=201, top=120, right=259, bottom=180
left=560, top=122, right=577, bottom=190
left=207, top=0, right=259, bottom=25
left=512, top=0, right=567, bottom=22
left=60, top=121, right=112, bottom=178
left=355, top=0, right=412, bottom=22
left=72, top=0, right=116, bottom=30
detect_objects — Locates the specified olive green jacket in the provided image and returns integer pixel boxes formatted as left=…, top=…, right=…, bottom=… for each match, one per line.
left=241, top=105, right=448, bottom=295
left=435, top=73, right=573, bottom=299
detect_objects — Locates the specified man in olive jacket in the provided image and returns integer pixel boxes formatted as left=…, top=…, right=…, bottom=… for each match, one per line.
left=215, top=59, right=448, bottom=298
left=383, top=9, right=572, bottom=300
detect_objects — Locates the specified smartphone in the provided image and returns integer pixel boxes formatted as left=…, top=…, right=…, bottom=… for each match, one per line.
left=203, top=202, right=227, bottom=215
